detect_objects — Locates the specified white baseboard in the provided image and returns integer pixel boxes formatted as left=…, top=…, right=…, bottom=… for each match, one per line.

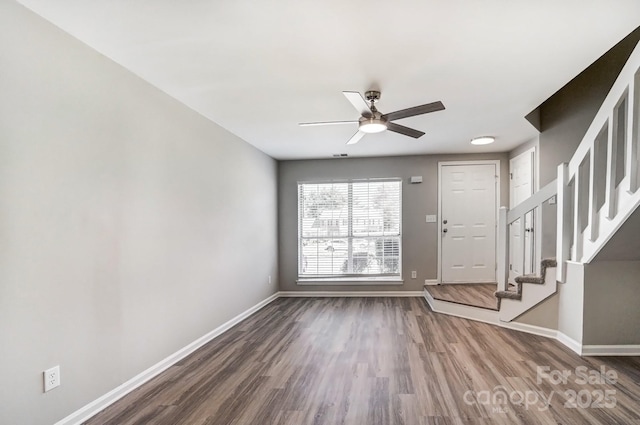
left=556, top=332, right=583, bottom=355
left=424, top=279, right=438, bottom=286
left=55, top=293, right=280, bottom=425
left=500, top=320, right=558, bottom=339
left=278, top=290, right=423, bottom=297
left=581, top=344, right=640, bottom=356
left=423, top=289, right=500, bottom=325
left=425, top=293, right=640, bottom=357
left=552, top=333, right=640, bottom=357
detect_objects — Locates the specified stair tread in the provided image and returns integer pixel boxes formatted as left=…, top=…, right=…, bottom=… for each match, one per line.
left=494, top=290, right=522, bottom=300
left=499, top=258, right=557, bottom=303
left=515, top=274, right=545, bottom=284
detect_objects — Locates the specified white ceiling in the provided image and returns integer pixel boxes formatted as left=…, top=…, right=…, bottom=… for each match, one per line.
left=16, top=0, right=640, bottom=160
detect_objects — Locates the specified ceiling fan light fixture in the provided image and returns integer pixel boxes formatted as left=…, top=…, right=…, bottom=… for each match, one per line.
left=470, top=136, right=495, bottom=145
left=301, top=90, right=445, bottom=143
left=359, top=117, right=387, bottom=134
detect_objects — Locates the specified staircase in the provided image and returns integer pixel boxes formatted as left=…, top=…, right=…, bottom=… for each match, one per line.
left=497, top=37, right=640, bottom=322
left=493, top=180, right=558, bottom=321
left=556, top=39, right=640, bottom=282
left=496, top=258, right=556, bottom=321
left=426, top=39, right=640, bottom=327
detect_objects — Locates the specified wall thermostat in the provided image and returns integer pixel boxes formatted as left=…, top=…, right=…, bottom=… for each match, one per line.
left=410, top=176, right=423, bottom=184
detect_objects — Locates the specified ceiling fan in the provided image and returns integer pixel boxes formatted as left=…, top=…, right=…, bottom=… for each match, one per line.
left=299, top=90, right=445, bottom=145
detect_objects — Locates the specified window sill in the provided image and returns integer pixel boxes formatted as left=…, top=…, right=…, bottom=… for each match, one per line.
left=296, top=277, right=404, bottom=286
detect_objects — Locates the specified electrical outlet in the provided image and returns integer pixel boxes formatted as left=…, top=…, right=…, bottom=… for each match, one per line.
left=44, top=365, right=60, bottom=392
left=411, top=271, right=417, bottom=279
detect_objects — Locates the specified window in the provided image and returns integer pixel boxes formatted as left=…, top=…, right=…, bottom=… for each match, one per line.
left=298, top=179, right=401, bottom=279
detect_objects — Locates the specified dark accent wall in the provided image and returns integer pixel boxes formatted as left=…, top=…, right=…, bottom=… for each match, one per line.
left=531, top=26, right=640, bottom=256
left=537, top=26, right=640, bottom=185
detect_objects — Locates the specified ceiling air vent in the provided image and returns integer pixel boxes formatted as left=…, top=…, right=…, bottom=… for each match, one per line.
left=332, top=153, right=348, bottom=158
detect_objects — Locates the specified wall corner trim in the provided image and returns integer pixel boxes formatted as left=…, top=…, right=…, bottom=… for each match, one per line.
left=54, top=292, right=280, bottom=425
left=556, top=332, right=583, bottom=355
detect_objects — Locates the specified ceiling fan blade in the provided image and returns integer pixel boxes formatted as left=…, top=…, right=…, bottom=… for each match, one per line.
left=346, top=130, right=366, bottom=145
left=299, top=120, right=358, bottom=127
left=386, top=122, right=425, bottom=139
left=382, top=101, right=445, bottom=122
left=343, top=91, right=372, bottom=117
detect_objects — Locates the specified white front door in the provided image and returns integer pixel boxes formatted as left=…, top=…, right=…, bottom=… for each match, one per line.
left=440, top=163, right=498, bottom=283
left=509, top=149, right=535, bottom=279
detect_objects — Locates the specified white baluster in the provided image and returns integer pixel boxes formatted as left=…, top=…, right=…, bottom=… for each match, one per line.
left=588, top=139, right=598, bottom=241
left=557, top=163, right=571, bottom=283
left=606, top=113, right=618, bottom=219
left=629, top=72, right=639, bottom=193
left=573, top=164, right=583, bottom=262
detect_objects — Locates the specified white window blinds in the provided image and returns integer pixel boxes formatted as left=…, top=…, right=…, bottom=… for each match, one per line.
left=298, top=179, right=402, bottom=278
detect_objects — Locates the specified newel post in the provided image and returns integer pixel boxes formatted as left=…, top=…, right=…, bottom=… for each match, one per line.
left=496, top=206, right=509, bottom=292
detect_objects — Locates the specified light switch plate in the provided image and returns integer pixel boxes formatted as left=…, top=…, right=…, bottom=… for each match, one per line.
left=426, top=215, right=437, bottom=223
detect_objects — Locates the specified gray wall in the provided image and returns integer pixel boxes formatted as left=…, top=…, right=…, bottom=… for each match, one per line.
left=555, top=260, right=640, bottom=346
left=278, top=154, right=509, bottom=292
left=0, top=3, right=278, bottom=424
left=557, top=262, right=585, bottom=344
left=509, top=137, right=539, bottom=162
left=514, top=293, right=559, bottom=330
left=593, top=205, right=640, bottom=262
left=583, top=261, right=640, bottom=345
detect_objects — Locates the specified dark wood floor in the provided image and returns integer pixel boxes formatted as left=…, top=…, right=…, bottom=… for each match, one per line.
left=426, top=283, right=500, bottom=310
left=84, top=297, right=640, bottom=425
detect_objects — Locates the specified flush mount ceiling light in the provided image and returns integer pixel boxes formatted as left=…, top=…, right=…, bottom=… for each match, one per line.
left=470, top=136, right=495, bottom=145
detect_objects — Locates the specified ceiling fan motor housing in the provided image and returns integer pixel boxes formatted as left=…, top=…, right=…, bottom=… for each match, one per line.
left=364, top=90, right=381, bottom=103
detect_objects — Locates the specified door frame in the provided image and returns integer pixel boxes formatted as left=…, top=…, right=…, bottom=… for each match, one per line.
left=437, top=160, right=501, bottom=284
left=509, top=147, right=537, bottom=208
left=509, top=147, right=537, bottom=279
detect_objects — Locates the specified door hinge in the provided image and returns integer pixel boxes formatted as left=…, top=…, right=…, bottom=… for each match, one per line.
left=509, top=173, right=513, bottom=180
left=509, top=264, right=513, bottom=270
